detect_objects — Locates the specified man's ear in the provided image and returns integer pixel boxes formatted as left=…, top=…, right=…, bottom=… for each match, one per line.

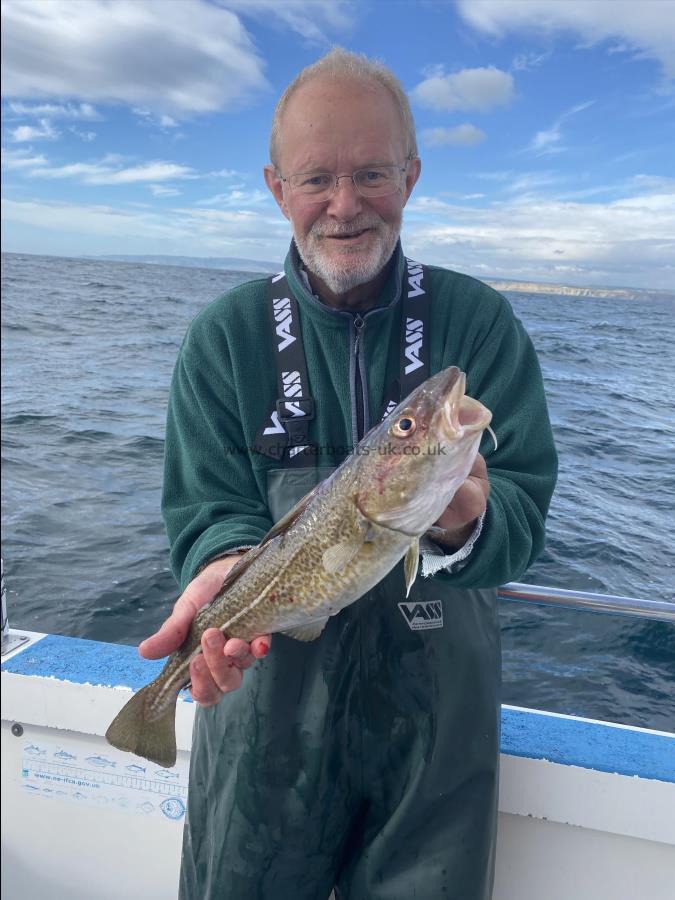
left=264, top=165, right=290, bottom=221
left=402, top=156, right=421, bottom=206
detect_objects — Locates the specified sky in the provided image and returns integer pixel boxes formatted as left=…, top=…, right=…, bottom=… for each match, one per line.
left=2, top=0, right=675, bottom=290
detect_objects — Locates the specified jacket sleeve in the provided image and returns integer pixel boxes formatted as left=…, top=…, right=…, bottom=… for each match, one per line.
left=161, top=321, right=272, bottom=591
left=438, top=298, right=558, bottom=588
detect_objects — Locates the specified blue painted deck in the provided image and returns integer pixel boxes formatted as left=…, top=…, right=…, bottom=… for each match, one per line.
left=4, top=633, right=674, bottom=783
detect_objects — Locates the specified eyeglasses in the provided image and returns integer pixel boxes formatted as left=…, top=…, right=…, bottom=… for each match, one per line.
left=278, top=161, right=412, bottom=203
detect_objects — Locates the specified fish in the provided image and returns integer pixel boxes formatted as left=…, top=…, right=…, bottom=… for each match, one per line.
left=106, top=366, right=492, bottom=767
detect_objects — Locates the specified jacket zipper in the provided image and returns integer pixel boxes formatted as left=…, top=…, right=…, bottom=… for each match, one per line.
left=352, top=313, right=367, bottom=444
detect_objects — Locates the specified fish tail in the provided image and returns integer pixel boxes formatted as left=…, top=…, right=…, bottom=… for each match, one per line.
left=105, top=680, right=178, bottom=768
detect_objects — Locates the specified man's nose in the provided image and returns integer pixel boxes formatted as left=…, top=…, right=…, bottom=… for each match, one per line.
left=325, top=175, right=363, bottom=218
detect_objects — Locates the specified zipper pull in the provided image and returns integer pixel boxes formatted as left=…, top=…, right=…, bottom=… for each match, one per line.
left=354, top=314, right=365, bottom=354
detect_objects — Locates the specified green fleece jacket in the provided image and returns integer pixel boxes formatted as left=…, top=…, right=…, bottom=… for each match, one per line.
left=162, top=242, right=557, bottom=591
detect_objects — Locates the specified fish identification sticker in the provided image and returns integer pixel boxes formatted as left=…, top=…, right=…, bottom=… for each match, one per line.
left=398, top=601, right=444, bottom=631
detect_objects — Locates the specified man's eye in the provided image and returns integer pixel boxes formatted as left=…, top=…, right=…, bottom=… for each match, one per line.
left=363, top=170, right=384, bottom=181
left=301, top=174, right=331, bottom=187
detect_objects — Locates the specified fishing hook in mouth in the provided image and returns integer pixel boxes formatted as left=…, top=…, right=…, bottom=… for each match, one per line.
left=486, top=425, right=498, bottom=452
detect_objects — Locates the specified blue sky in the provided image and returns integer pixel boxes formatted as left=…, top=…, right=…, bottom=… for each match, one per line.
left=2, top=0, right=674, bottom=289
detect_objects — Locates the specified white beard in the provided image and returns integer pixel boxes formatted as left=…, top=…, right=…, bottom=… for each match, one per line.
left=295, top=214, right=401, bottom=295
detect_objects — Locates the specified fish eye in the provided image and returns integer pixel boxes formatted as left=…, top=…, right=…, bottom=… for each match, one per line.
left=391, top=415, right=416, bottom=438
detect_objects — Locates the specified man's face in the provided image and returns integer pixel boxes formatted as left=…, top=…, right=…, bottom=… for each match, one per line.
left=265, top=76, right=420, bottom=295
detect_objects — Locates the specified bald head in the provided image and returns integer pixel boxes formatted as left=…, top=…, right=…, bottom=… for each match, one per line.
left=269, top=47, right=417, bottom=169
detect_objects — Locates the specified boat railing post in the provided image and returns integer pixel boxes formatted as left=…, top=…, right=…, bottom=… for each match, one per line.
left=1, top=558, right=30, bottom=657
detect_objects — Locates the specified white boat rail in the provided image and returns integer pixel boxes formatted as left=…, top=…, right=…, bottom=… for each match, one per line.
left=499, top=582, right=675, bottom=623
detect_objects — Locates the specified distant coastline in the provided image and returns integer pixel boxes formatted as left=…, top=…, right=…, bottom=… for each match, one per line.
left=484, top=279, right=674, bottom=302
left=2, top=251, right=673, bottom=301
left=85, top=254, right=675, bottom=302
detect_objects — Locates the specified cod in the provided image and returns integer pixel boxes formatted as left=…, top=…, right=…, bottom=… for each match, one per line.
left=106, top=366, right=492, bottom=767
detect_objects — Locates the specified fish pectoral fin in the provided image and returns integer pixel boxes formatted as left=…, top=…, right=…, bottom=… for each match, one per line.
left=322, top=537, right=366, bottom=574
left=403, top=539, right=420, bottom=599
left=281, top=618, right=330, bottom=642
left=322, top=509, right=374, bottom=575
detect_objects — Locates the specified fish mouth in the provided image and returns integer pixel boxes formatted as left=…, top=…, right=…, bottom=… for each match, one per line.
left=441, top=372, right=492, bottom=439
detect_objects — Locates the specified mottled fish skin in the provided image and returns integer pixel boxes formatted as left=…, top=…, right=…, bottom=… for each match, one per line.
left=106, top=366, right=492, bottom=766
left=144, top=465, right=411, bottom=721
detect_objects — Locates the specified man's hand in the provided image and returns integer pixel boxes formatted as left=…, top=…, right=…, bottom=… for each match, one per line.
left=432, top=453, right=489, bottom=550
left=139, top=555, right=271, bottom=707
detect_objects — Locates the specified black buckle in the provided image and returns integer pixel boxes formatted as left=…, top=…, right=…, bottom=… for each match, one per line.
left=275, top=397, right=315, bottom=422
left=275, top=397, right=314, bottom=446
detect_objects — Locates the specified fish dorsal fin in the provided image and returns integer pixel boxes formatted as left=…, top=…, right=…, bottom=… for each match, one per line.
left=281, top=617, right=330, bottom=642
left=215, top=542, right=268, bottom=597
left=321, top=508, right=374, bottom=575
left=403, top=539, right=420, bottom=598
left=260, top=480, right=324, bottom=547
left=215, top=483, right=325, bottom=599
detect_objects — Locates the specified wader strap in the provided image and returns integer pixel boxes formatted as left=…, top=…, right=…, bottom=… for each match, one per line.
left=253, top=272, right=314, bottom=461
left=379, top=259, right=432, bottom=420
left=254, top=259, right=432, bottom=460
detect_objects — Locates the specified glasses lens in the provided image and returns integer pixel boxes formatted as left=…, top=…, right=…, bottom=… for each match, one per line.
left=289, top=173, right=334, bottom=199
left=354, top=166, right=401, bottom=196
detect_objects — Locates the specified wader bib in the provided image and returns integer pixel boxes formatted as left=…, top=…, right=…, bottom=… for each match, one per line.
left=179, top=267, right=501, bottom=900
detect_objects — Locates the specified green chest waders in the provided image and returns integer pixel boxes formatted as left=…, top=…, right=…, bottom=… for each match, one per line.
left=179, top=266, right=501, bottom=900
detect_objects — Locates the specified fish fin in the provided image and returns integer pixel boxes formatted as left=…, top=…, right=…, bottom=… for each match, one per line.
left=404, top=539, right=420, bottom=599
left=215, top=542, right=268, bottom=597
left=213, top=487, right=324, bottom=600
left=281, top=618, right=330, bottom=642
left=105, top=682, right=178, bottom=768
left=322, top=508, right=374, bottom=574
left=322, top=538, right=365, bottom=574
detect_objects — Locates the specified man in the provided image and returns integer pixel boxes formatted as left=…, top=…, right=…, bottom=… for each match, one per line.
left=141, top=49, right=557, bottom=899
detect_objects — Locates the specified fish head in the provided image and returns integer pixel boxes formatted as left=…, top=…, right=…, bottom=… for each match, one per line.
left=355, top=366, right=492, bottom=535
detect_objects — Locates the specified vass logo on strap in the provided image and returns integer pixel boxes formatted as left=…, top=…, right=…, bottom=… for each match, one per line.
left=398, top=600, right=444, bottom=631
left=262, top=370, right=305, bottom=435
left=273, top=297, right=296, bottom=352
left=404, top=317, right=424, bottom=374
left=403, top=258, right=426, bottom=375
left=280, top=370, right=306, bottom=417
left=407, top=258, right=425, bottom=298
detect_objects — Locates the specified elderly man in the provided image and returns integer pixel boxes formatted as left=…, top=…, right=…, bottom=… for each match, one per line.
left=141, top=49, right=557, bottom=900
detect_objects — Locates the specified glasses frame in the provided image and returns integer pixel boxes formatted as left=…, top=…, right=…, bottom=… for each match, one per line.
left=277, top=156, right=417, bottom=204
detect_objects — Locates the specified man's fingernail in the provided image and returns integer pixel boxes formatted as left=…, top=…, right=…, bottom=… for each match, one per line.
left=231, top=644, right=247, bottom=658
left=258, top=642, right=269, bottom=657
left=205, top=634, right=220, bottom=650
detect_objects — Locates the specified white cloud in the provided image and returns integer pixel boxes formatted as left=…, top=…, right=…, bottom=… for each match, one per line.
left=197, top=188, right=270, bottom=206
left=218, top=0, right=353, bottom=43
left=70, top=128, right=97, bottom=143
left=8, top=119, right=59, bottom=142
left=512, top=51, right=550, bottom=72
left=133, top=109, right=180, bottom=130
left=209, top=168, right=241, bottom=179
left=149, top=185, right=181, bottom=198
left=403, top=179, right=675, bottom=289
left=1, top=148, right=48, bottom=169
left=1, top=197, right=188, bottom=241
left=527, top=100, right=596, bottom=155
left=27, top=158, right=197, bottom=185
left=5, top=101, right=101, bottom=120
left=457, top=0, right=675, bottom=79
left=411, top=66, right=515, bottom=113
left=1, top=196, right=291, bottom=259
left=421, top=124, right=486, bottom=147
left=1, top=0, right=269, bottom=115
